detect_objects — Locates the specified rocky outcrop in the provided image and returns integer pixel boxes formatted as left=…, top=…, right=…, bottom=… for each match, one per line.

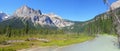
left=111, top=0, right=120, bottom=10
left=44, top=13, right=74, bottom=28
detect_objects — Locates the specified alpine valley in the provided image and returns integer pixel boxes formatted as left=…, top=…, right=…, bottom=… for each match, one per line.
left=1, top=0, right=120, bottom=51
left=0, top=5, right=78, bottom=34
left=0, top=0, right=120, bottom=35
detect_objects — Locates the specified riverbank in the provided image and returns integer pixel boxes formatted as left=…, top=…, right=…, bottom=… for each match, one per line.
left=57, top=35, right=120, bottom=51
left=0, top=34, right=94, bottom=51
left=18, top=35, right=120, bottom=51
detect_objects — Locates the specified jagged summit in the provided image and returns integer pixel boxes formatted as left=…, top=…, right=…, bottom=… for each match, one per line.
left=0, top=5, right=74, bottom=28
left=14, top=5, right=42, bottom=18
left=22, top=5, right=29, bottom=8
left=111, top=0, right=120, bottom=10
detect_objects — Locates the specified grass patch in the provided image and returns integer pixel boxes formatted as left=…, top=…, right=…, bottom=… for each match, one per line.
left=0, top=34, right=94, bottom=51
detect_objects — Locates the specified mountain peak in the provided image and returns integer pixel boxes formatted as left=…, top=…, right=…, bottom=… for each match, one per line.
left=14, top=5, right=42, bottom=18
left=111, top=0, right=120, bottom=10
left=22, top=5, right=28, bottom=7
left=12, top=5, right=74, bottom=28
left=20, top=5, right=31, bottom=10
left=44, top=13, right=62, bottom=19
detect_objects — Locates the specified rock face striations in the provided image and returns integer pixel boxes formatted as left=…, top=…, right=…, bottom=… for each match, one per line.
left=14, top=5, right=42, bottom=18
left=1, top=5, right=74, bottom=28
left=111, top=0, right=120, bottom=10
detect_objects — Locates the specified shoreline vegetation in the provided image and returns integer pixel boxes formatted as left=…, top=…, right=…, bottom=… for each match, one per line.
left=0, top=34, right=94, bottom=51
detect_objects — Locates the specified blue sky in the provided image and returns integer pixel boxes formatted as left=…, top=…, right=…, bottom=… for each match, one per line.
left=0, top=0, right=116, bottom=21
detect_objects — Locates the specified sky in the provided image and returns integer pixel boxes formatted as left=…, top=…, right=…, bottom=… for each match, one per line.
left=0, top=0, right=117, bottom=21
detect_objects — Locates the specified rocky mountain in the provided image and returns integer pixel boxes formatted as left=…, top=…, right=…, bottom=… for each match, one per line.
left=13, top=5, right=74, bottom=28
left=44, top=13, right=74, bottom=28
left=1, top=1, right=119, bottom=34
left=111, top=0, right=120, bottom=10
left=0, top=12, right=9, bottom=22
left=1, top=0, right=120, bottom=34
left=0, top=5, right=74, bottom=29
left=14, top=5, right=42, bottom=18
left=1, top=0, right=120, bottom=33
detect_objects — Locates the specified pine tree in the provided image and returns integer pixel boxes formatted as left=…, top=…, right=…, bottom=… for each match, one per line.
left=6, top=25, right=12, bottom=37
left=25, top=21, right=29, bottom=34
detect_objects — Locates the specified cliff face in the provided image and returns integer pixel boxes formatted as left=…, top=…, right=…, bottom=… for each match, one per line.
left=111, top=0, right=120, bottom=10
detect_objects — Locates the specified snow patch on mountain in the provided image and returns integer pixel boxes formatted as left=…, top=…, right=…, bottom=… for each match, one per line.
left=0, top=12, right=9, bottom=22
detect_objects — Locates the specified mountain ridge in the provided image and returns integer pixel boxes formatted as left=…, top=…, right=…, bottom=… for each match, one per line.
left=0, top=5, right=74, bottom=29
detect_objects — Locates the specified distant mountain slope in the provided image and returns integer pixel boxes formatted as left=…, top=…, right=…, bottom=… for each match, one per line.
left=62, top=21, right=83, bottom=33
left=78, top=0, right=120, bottom=34
left=0, top=5, right=78, bottom=35
left=0, top=12, right=9, bottom=22
left=12, top=5, right=74, bottom=28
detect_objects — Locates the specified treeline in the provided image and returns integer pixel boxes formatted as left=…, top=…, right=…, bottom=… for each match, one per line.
left=0, top=27, right=65, bottom=37
left=0, top=20, right=65, bottom=37
left=0, top=13, right=117, bottom=37
left=83, top=13, right=115, bottom=35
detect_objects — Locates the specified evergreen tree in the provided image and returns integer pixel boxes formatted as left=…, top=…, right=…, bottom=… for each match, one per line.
left=6, top=25, right=12, bottom=37
left=25, top=21, right=29, bottom=34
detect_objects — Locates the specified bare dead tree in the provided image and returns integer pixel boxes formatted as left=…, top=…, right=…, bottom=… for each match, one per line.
left=103, top=0, right=120, bottom=48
